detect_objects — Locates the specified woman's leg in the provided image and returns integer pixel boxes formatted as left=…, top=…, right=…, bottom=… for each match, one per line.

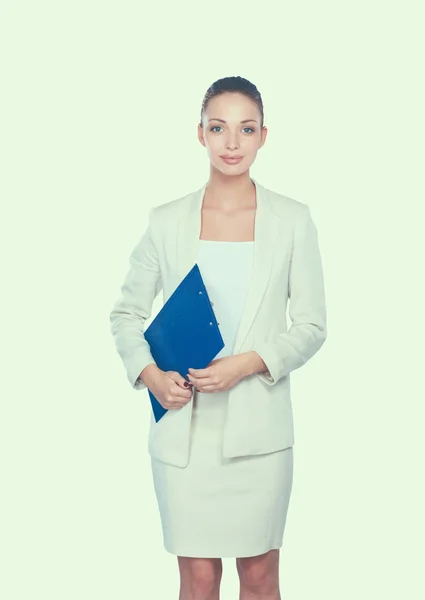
left=177, top=556, right=223, bottom=600
left=236, top=549, right=281, bottom=600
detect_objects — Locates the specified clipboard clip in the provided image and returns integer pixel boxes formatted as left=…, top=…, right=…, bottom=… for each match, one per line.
left=199, top=290, right=220, bottom=326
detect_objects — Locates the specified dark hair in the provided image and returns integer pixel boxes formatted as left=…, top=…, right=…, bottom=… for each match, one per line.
left=199, top=76, right=264, bottom=129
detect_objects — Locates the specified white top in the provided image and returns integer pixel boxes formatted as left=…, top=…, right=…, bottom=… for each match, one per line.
left=196, top=240, right=255, bottom=359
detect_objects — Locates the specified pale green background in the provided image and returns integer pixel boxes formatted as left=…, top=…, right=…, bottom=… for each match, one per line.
left=1, top=1, right=424, bottom=598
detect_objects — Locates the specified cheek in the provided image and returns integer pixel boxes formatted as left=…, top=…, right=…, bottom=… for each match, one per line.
left=206, top=136, right=222, bottom=153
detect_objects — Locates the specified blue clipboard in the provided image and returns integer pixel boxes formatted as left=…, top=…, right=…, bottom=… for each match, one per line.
left=144, top=264, right=225, bottom=422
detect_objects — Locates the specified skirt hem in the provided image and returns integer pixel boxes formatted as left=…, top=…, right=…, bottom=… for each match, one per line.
left=163, top=542, right=283, bottom=559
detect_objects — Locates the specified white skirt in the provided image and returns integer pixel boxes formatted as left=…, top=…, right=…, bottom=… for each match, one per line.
left=150, top=389, right=294, bottom=558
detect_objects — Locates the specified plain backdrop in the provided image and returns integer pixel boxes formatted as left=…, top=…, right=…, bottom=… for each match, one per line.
left=1, top=1, right=424, bottom=599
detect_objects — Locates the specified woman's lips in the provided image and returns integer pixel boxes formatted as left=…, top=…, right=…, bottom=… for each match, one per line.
left=220, top=156, right=243, bottom=165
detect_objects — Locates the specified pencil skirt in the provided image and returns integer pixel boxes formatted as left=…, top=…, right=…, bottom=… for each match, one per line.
left=150, top=389, right=294, bottom=558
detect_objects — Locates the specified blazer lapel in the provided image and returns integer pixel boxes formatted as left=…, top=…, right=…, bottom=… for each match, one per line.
left=175, top=178, right=280, bottom=355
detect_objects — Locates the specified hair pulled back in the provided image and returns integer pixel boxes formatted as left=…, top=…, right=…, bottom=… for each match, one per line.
left=199, top=76, right=264, bottom=129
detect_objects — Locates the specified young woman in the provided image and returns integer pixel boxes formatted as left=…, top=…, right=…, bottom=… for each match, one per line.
left=110, top=76, right=327, bottom=600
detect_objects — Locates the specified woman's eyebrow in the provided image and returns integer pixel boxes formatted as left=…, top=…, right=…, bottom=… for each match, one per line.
left=208, top=118, right=258, bottom=124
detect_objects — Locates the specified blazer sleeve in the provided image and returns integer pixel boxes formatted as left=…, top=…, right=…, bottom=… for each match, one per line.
left=252, top=204, right=327, bottom=386
left=109, top=207, right=162, bottom=391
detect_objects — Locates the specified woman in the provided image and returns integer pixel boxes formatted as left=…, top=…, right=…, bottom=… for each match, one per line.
left=110, top=76, right=327, bottom=600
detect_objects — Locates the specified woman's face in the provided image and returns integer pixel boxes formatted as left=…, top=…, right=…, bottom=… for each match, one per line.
left=198, top=92, right=267, bottom=176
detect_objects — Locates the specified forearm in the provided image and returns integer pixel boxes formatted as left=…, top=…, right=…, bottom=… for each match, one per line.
left=238, top=351, right=269, bottom=377
left=138, top=362, right=162, bottom=387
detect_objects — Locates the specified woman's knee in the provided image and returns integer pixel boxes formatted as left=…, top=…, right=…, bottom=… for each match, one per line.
left=236, top=549, right=279, bottom=591
left=178, top=556, right=223, bottom=594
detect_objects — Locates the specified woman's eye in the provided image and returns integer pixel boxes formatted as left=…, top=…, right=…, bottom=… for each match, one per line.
left=209, top=126, right=255, bottom=133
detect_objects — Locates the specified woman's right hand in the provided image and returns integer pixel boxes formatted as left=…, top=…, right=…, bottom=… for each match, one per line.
left=142, top=366, right=193, bottom=410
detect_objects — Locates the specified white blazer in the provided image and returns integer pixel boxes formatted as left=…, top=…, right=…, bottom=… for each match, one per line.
left=110, top=178, right=327, bottom=467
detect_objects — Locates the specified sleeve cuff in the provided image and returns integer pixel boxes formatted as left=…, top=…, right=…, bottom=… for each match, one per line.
left=127, top=352, right=157, bottom=391
left=252, top=344, right=277, bottom=386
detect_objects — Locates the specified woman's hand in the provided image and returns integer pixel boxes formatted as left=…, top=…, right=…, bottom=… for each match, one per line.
left=144, top=367, right=194, bottom=410
left=187, top=355, right=249, bottom=393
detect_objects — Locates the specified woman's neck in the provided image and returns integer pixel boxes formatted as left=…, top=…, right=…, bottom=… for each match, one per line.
left=203, top=176, right=256, bottom=212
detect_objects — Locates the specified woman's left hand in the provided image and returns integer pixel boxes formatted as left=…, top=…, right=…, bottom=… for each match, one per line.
left=187, top=355, right=249, bottom=393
